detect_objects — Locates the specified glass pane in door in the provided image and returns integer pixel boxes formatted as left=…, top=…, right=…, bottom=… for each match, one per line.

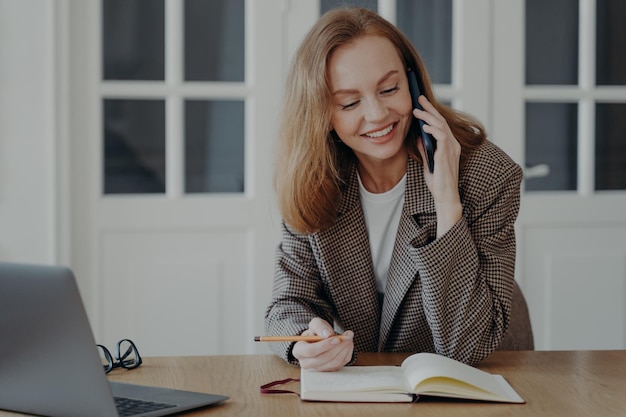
left=595, top=103, right=626, bottom=190
left=185, top=100, right=245, bottom=193
left=525, top=103, right=578, bottom=191
left=319, top=0, right=452, bottom=84
left=596, top=0, right=626, bottom=85
left=102, top=0, right=165, bottom=80
left=397, top=0, right=452, bottom=84
left=184, top=0, right=245, bottom=81
left=104, top=99, right=166, bottom=194
left=526, top=0, right=579, bottom=85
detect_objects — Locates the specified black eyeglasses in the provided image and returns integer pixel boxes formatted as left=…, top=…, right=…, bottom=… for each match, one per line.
left=97, top=339, right=143, bottom=374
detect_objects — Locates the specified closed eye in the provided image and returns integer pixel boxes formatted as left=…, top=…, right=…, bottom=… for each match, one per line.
left=337, top=84, right=398, bottom=110
left=340, top=101, right=359, bottom=110
left=381, top=85, right=399, bottom=95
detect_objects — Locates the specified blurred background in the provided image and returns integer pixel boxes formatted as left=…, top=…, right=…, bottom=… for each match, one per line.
left=1, top=0, right=625, bottom=356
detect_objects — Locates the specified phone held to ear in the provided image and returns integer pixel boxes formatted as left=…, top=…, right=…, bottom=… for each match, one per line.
left=407, top=69, right=436, bottom=173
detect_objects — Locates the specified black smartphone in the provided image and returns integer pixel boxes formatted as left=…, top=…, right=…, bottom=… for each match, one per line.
left=407, top=69, right=436, bottom=173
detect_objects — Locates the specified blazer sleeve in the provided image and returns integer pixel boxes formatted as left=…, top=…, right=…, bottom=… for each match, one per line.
left=412, top=150, right=523, bottom=365
left=264, top=221, right=336, bottom=364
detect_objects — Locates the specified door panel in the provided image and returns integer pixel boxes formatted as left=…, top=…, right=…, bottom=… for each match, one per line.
left=69, top=0, right=282, bottom=355
left=524, top=224, right=626, bottom=349
left=494, top=0, right=626, bottom=350
left=101, top=229, right=248, bottom=355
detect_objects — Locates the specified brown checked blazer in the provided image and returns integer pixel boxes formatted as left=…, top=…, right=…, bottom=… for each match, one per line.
left=265, top=140, right=523, bottom=365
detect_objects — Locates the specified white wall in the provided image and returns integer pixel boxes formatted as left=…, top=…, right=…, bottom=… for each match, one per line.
left=0, top=0, right=56, bottom=264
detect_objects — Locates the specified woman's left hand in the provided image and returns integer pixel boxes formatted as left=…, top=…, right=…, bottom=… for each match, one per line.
left=413, top=95, right=463, bottom=237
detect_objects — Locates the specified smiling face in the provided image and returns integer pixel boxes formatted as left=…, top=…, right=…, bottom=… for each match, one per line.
left=328, top=35, right=412, bottom=169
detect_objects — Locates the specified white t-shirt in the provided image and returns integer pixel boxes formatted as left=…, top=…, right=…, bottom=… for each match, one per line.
left=358, top=172, right=406, bottom=294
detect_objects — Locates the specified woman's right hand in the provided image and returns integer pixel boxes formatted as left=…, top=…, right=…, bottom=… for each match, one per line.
left=292, top=317, right=354, bottom=372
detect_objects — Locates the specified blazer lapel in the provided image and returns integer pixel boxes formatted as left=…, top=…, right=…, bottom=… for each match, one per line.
left=378, top=158, right=436, bottom=350
left=314, top=164, right=380, bottom=352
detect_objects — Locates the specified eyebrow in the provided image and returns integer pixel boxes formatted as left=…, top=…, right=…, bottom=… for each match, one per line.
left=331, top=70, right=399, bottom=96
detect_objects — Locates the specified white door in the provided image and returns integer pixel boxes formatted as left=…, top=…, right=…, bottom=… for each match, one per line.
left=493, top=0, right=626, bottom=350
left=67, top=0, right=283, bottom=356
left=66, top=0, right=626, bottom=357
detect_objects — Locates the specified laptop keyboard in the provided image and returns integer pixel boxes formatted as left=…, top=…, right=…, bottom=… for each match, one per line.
left=114, top=396, right=176, bottom=416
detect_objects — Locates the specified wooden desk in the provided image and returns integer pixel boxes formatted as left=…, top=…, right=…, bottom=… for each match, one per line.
left=1, top=351, right=624, bottom=416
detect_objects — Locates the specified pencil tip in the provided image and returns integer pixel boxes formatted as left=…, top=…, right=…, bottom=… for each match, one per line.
left=254, top=336, right=261, bottom=341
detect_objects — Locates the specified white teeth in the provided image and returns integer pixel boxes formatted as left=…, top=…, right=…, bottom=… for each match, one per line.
left=365, top=124, right=393, bottom=138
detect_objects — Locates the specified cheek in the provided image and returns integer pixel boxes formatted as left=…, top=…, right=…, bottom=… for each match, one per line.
left=398, top=90, right=413, bottom=118
left=391, top=97, right=413, bottom=139
left=396, top=95, right=414, bottom=133
left=331, top=112, right=359, bottom=137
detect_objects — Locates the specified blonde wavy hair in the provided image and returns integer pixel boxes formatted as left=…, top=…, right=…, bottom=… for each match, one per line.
left=275, top=7, right=485, bottom=234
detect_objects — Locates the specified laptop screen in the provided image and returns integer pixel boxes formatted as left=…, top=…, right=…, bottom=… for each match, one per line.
left=0, top=263, right=228, bottom=417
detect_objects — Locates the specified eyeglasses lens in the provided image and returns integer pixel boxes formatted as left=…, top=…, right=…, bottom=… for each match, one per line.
left=98, top=345, right=114, bottom=373
left=117, top=339, right=142, bottom=369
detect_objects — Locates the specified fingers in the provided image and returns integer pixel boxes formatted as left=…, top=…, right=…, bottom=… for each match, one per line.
left=413, top=97, right=449, bottom=140
left=293, top=318, right=355, bottom=372
left=413, top=95, right=444, bottom=127
left=296, top=331, right=354, bottom=372
left=412, top=95, right=460, bottom=161
left=306, top=317, right=335, bottom=338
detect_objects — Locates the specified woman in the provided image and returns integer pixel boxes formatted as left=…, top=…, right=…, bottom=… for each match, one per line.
left=265, top=7, right=522, bottom=371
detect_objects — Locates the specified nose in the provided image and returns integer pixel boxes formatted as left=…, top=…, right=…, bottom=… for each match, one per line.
left=363, top=97, right=388, bottom=122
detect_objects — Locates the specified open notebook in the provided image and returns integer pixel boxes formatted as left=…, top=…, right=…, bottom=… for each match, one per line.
left=0, top=262, right=228, bottom=417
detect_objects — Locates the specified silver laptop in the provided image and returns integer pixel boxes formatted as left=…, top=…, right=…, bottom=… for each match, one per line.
left=0, top=262, right=229, bottom=417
